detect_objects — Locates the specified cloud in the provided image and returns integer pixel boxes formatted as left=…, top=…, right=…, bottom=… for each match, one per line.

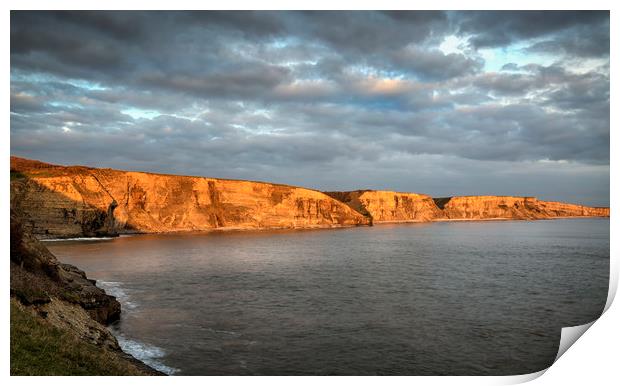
left=525, top=25, right=610, bottom=58
left=10, top=11, right=610, bottom=206
left=457, top=11, right=609, bottom=61
left=457, top=11, right=608, bottom=49
left=390, top=46, right=484, bottom=81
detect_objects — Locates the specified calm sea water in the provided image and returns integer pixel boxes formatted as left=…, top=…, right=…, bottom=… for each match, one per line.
left=46, top=219, right=609, bottom=376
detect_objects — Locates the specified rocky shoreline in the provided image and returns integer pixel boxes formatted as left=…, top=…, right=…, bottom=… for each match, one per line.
left=10, top=212, right=163, bottom=375
left=9, top=156, right=609, bottom=375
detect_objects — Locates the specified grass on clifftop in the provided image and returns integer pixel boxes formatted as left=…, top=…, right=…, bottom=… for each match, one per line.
left=10, top=299, right=145, bottom=376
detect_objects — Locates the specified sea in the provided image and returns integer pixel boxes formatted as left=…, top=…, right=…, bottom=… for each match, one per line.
left=45, top=218, right=609, bottom=375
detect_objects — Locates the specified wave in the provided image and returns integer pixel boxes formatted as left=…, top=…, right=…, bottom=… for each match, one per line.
left=98, top=280, right=177, bottom=374
left=204, top=327, right=242, bottom=337
left=97, top=281, right=137, bottom=310
left=115, top=334, right=179, bottom=375
left=41, top=237, right=115, bottom=242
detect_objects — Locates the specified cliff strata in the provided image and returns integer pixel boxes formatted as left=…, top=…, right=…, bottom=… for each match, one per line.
left=11, top=157, right=370, bottom=238
left=327, top=191, right=609, bottom=223
left=11, top=157, right=608, bottom=237
left=325, top=190, right=442, bottom=223
left=434, top=195, right=610, bottom=220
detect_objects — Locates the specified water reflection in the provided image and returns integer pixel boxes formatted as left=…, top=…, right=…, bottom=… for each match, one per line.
left=47, top=219, right=609, bottom=375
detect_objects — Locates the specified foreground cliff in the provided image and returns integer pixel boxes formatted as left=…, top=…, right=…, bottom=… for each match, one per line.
left=11, top=156, right=370, bottom=238
left=326, top=191, right=609, bottom=223
left=10, top=211, right=120, bottom=323
left=10, top=212, right=161, bottom=375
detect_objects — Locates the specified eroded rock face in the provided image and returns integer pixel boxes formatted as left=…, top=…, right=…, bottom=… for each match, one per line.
left=327, top=191, right=609, bottom=223
left=11, top=157, right=608, bottom=235
left=36, top=298, right=120, bottom=351
left=11, top=157, right=370, bottom=238
left=435, top=196, right=610, bottom=220
left=11, top=168, right=118, bottom=238
left=325, top=190, right=442, bottom=223
left=10, top=212, right=121, bottom=324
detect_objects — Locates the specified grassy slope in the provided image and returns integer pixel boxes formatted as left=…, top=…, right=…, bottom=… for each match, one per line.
left=10, top=299, right=145, bottom=376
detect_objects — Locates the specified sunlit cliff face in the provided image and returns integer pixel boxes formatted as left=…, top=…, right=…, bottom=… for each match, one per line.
left=10, top=11, right=610, bottom=206
left=10, top=156, right=608, bottom=239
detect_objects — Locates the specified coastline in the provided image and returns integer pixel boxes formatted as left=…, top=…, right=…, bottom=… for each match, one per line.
left=45, top=216, right=610, bottom=376
left=36, top=215, right=611, bottom=242
left=95, top=280, right=178, bottom=375
left=10, top=156, right=608, bottom=241
left=35, top=222, right=370, bottom=240
left=9, top=213, right=165, bottom=376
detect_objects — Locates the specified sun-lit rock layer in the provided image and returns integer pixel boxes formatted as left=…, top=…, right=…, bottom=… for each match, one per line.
left=325, top=190, right=442, bottom=223
left=326, top=191, right=609, bottom=222
left=11, top=156, right=609, bottom=238
left=434, top=195, right=609, bottom=220
left=10, top=156, right=370, bottom=238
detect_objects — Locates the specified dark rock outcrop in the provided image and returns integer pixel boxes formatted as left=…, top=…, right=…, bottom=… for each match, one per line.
left=10, top=212, right=162, bottom=375
left=10, top=211, right=120, bottom=324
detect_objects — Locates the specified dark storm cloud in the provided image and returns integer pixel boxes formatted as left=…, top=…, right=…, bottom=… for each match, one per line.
left=299, top=11, right=449, bottom=52
left=10, top=11, right=610, bottom=205
left=182, top=10, right=289, bottom=37
left=11, top=12, right=132, bottom=75
left=457, top=11, right=609, bottom=55
left=137, top=64, right=292, bottom=99
left=525, top=25, right=610, bottom=58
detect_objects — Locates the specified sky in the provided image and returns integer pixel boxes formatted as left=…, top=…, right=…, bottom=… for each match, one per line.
left=10, top=11, right=610, bottom=206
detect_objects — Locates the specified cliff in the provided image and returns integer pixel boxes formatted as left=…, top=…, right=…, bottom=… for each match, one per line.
left=10, top=157, right=608, bottom=237
left=10, top=213, right=161, bottom=375
left=434, top=196, right=610, bottom=220
left=10, top=210, right=121, bottom=324
left=11, top=156, right=370, bottom=238
left=324, top=190, right=442, bottom=223
left=327, top=191, right=609, bottom=223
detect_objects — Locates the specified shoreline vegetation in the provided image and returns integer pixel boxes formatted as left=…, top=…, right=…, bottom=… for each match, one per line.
left=9, top=156, right=610, bottom=375
left=10, top=299, right=160, bottom=376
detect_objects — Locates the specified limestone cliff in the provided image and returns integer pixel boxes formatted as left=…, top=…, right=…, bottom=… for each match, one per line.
left=325, top=190, right=442, bottom=223
left=11, top=156, right=370, bottom=238
left=11, top=157, right=608, bottom=236
left=434, top=196, right=610, bottom=220
left=327, top=191, right=609, bottom=223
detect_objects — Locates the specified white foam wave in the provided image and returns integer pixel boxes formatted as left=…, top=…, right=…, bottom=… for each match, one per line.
left=97, top=281, right=176, bottom=374
left=115, top=335, right=179, bottom=375
left=41, top=237, right=115, bottom=242
left=205, top=327, right=242, bottom=337
left=97, top=281, right=137, bottom=310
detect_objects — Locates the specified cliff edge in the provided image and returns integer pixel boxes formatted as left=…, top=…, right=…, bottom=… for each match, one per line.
left=11, top=156, right=608, bottom=238
left=11, top=156, right=370, bottom=238
left=325, top=190, right=442, bottom=223
left=434, top=195, right=609, bottom=220
left=326, top=191, right=609, bottom=223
